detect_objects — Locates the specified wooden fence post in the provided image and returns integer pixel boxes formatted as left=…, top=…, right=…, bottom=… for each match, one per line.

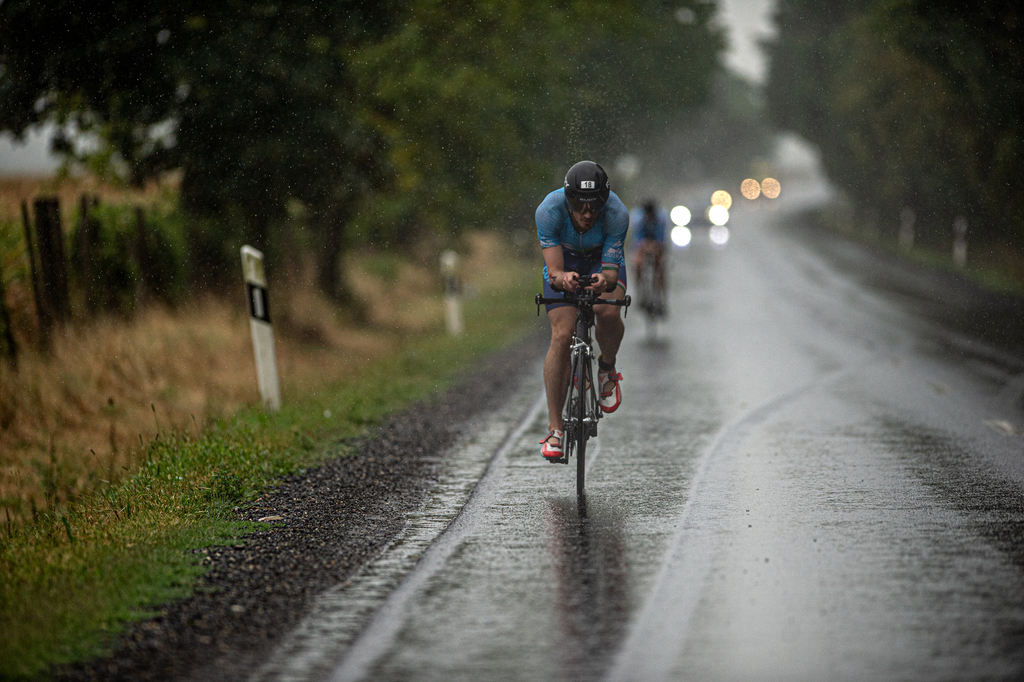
left=34, top=197, right=71, bottom=323
left=0, top=258, right=17, bottom=367
left=77, top=194, right=97, bottom=314
left=21, top=200, right=51, bottom=350
left=134, top=206, right=150, bottom=307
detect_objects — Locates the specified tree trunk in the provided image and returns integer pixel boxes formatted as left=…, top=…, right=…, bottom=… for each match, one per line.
left=313, top=207, right=352, bottom=305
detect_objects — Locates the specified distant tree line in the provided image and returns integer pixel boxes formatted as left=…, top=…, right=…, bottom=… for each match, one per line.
left=0, top=0, right=723, bottom=301
left=765, top=0, right=1023, bottom=248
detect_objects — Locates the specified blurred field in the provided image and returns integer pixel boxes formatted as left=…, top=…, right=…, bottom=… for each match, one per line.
left=0, top=174, right=176, bottom=222
left=0, top=220, right=525, bottom=526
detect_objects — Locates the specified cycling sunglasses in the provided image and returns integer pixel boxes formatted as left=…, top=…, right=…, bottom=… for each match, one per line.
left=566, top=196, right=606, bottom=214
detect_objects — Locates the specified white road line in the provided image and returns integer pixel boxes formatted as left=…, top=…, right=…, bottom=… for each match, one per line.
left=604, top=369, right=855, bottom=682
left=329, top=391, right=547, bottom=682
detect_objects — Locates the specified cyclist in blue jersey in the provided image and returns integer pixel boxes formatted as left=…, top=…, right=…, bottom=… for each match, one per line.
left=631, top=199, right=669, bottom=314
left=536, top=161, right=629, bottom=460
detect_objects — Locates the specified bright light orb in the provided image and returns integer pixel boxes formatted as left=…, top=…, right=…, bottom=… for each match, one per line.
left=761, top=177, right=781, bottom=199
left=670, top=205, right=691, bottom=226
left=671, top=225, right=692, bottom=247
left=708, top=204, right=729, bottom=226
left=711, top=190, right=733, bottom=209
left=740, top=178, right=761, bottom=200
left=709, top=225, right=730, bottom=247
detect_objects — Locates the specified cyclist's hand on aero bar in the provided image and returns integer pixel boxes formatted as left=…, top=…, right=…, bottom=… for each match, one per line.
left=556, top=271, right=580, bottom=292
left=586, top=272, right=608, bottom=293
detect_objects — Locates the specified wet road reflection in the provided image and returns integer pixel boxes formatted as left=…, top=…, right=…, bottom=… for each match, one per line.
left=259, top=188, right=1024, bottom=682
left=544, top=496, right=629, bottom=681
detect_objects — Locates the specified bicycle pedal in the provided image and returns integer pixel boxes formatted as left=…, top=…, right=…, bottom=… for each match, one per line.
left=545, top=455, right=568, bottom=465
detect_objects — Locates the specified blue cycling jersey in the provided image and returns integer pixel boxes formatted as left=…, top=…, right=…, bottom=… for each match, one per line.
left=536, top=188, right=629, bottom=270
left=630, top=207, right=669, bottom=245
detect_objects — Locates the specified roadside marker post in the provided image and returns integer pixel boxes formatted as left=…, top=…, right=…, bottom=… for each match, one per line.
left=953, top=216, right=968, bottom=269
left=899, top=207, right=915, bottom=251
left=241, top=246, right=281, bottom=411
left=440, top=250, right=463, bottom=336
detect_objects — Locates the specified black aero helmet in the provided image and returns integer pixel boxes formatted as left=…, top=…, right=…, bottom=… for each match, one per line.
left=564, top=161, right=610, bottom=213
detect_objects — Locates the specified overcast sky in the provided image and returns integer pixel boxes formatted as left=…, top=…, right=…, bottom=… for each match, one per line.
left=0, top=0, right=778, bottom=175
left=718, top=0, right=777, bottom=84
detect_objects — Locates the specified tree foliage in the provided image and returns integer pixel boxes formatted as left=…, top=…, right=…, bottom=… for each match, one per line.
left=1, top=0, right=722, bottom=296
left=765, top=0, right=1024, bottom=246
left=352, top=0, right=722, bottom=245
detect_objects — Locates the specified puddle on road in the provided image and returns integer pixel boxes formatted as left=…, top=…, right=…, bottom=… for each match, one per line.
left=542, top=496, right=631, bottom=681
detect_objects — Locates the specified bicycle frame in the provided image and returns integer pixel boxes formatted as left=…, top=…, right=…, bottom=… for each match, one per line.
left=536, top=275, right=630, bottom=497
left=569, top=307, right=600, bottom=441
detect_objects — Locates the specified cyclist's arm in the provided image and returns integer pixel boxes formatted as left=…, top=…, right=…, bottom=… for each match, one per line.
left=600, top=195, right=629, bottom=292
left=543, top=245, right=579, bottom=292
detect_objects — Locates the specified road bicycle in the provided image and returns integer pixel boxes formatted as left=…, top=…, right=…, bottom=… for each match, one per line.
left=636, top=250, right=666, bottom=328
left=536, top=274, right=630, bottom=498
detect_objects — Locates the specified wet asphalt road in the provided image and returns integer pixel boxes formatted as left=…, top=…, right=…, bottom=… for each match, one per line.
left=261, top=197, right=1024, bottom=682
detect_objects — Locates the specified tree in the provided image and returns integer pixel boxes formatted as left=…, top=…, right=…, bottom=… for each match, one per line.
left=765, top=0, right=1024, bottom=246
left=352, top=0, right=723, bottom=241
left=0, top=0, right=183, bottom=185
left=1, top=0, right=724, bottom=299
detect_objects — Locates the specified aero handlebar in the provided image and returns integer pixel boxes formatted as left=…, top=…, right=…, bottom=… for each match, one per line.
left=535, top=273, right=631, bottom=317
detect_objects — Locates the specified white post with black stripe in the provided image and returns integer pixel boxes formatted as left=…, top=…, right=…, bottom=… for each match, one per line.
left=440, top=249, right=463, bottom=336
left=241, top=245, right=281, bottom=411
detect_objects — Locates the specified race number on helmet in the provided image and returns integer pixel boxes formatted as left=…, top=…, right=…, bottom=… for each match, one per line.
left=564, top=161, right=610, bottom=213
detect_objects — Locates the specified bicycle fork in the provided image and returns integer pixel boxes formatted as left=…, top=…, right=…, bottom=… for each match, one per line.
left=570, top=332, right=600, bottom=438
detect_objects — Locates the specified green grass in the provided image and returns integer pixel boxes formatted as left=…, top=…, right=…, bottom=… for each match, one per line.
left=896, top=243, right=1024, bottom=298
left=0, top=275, right=541, bottom=680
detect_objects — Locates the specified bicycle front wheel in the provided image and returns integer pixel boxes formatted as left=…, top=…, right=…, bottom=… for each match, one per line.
left=574, top=348, right=590, bottom=497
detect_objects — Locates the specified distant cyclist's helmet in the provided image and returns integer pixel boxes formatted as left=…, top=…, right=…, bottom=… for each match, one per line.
left=564, top=161, right=610, bottom=214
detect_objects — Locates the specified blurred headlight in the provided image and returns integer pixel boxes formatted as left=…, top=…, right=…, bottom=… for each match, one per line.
left=670, top=205, right=691, bottom=226
left=708, top=205, right=729, bottom=226
left=741, top=178, right=760, bottom=200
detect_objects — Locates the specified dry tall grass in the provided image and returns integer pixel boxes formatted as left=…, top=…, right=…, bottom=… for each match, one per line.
left=0, top=230, right=519, bottom=525
left=0, top=174, right=176, bottom=222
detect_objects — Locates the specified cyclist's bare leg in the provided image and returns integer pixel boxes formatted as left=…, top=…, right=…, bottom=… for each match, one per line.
left=544, top=305, right=576, bottom=436
left=595, top=286, right=625, bottom=385
left=633, top=250, right=646, bottom=283
left=653, top=248, right=666, bottom=293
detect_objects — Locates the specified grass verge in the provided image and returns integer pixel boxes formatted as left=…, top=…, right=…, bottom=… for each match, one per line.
left=0, top=273, right=541, bottom=680
left=811, top=206, right=1024, bottom=299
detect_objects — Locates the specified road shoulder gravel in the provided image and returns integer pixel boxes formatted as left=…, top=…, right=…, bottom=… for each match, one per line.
left=57, top=331, right=546, bottom=682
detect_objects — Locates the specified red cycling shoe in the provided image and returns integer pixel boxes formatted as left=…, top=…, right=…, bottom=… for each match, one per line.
left=598, top=371, right=623, bottom=413
left=540, top=430, right=563, bottom=459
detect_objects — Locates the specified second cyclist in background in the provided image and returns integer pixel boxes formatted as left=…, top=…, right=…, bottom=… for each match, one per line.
left=631, top=199, right=669, bottom=316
